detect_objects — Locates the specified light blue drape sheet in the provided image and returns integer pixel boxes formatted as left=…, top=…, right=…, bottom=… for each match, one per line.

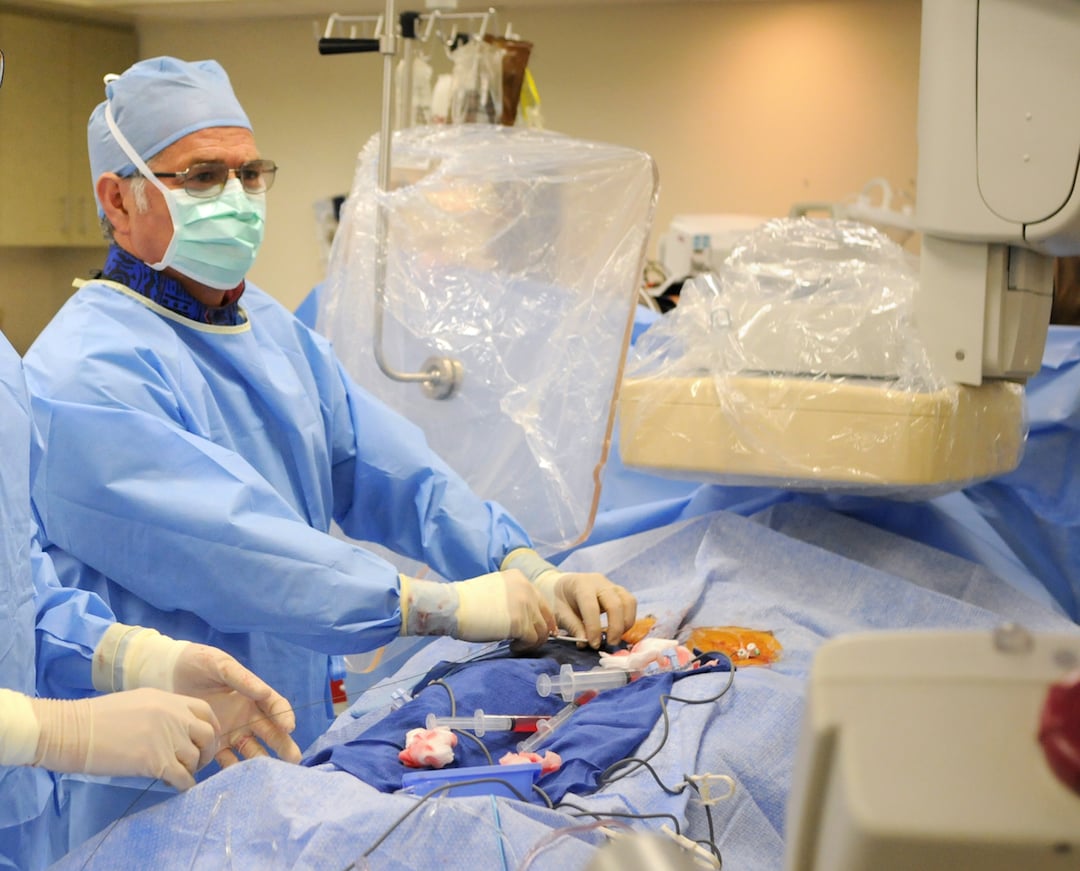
left=47, top=314, right=1080, bottom=871
left=50, top=500, right=1078, bottom=871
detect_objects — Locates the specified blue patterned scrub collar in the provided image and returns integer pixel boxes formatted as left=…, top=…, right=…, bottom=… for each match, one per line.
left=98, top=245, right=246, bottom=326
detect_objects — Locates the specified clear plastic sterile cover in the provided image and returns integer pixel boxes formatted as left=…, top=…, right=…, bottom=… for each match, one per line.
left=620, top=217, right=1028, bottom=495
left=318, top=125, right=658, bottom=552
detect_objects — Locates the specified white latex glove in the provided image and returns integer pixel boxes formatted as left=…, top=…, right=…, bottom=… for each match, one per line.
left=400, top=570, right=555, bottom=649
left=93, top=624, right=301, bottom=767
left=501, top=549, right=638, bottom=649
left=172, top=644, right=302, bottom=768
left=25, top=688, right=219, bottom=791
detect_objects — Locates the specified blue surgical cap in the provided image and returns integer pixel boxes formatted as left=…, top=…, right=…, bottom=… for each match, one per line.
left=87, top=57, right=252, bottom=191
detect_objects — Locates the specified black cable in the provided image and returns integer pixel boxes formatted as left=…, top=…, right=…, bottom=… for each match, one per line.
left=561, top=657, right=733, bottom=868
left=701, top=809, right=720, bottom=864
left=452, top=727, right=493, bottom=765
left=689, top=650, right=735, bottom=669
left=427, top=678, right=457, bottom=716
left=78, top=782, right=161, bottom=870
left=531, top=782, right=555, bottom=810
left=599, top=657, right=735, bottom=790
left=606, top=755, right=690, bottom=797
left=564, top=787, right=724, bottom=868
left=685, top=778, right=723, bottom=867
left=421, top=678, right=497, bottom=762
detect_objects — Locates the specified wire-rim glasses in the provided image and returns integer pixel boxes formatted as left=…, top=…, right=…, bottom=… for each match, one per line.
left=152, top=159, right=278, bottom=199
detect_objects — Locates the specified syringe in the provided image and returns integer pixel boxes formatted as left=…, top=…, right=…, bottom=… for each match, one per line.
left=516, top=689, right=598, bottom=754
left=425, top=708, right=548, bottom=737
left=535, top=663, right=630, bottom=703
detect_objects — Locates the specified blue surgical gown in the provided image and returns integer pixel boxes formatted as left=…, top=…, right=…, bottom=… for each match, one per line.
left=24, top=279, right=534, bottom=751
left=0, top=333, right=114, bottom=871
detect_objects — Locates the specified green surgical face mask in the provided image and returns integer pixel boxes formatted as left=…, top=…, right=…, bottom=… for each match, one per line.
left=156, top=179, right=266, bottom=290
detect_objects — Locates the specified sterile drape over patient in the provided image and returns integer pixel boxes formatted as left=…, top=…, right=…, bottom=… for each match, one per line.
left=47, top=499, right=1080, bottom=871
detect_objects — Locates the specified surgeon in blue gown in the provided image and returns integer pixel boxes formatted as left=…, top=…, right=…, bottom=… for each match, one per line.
left=23, top=56, right=636, bottom=767
left=0, top=48, right=301, bottom=871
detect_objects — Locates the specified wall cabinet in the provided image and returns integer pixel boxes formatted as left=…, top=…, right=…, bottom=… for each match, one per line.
left=0, top=12, right=137, bottom=246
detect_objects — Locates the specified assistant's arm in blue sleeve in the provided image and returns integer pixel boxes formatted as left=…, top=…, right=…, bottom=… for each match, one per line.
left=327, top=361, right=534, bottom=580
left=25, top=366, right=114, bottom=699
left=31, top=524, right=113, bottom=699
left=31, top=398, right=406, bottom=655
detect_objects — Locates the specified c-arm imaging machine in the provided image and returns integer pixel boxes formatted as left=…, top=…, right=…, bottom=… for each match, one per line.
left=619, top=0, right=1080, bottom=492
left=782, top=3, right=1080, bottom=869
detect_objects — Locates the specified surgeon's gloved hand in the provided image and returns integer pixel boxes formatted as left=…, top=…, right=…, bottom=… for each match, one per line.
left=539, top=571, right=638, bottom=648
left=92, top=624, right=301, bottom=767
left=501, top=548, right=638, bottom=649
left=22, top=689, right=219, bottom=791
left=400, top=571, right=556, bottom=650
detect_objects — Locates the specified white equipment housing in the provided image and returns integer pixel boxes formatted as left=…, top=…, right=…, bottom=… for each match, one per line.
left=656, top=214, right=767, bottom=280
left=784, top=629, right=1080, bottom=871
left=915, top=0, right=1080, bottom=385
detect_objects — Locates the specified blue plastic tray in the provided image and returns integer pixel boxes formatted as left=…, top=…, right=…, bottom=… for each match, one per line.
left=400, top=762, right=542, bottom=800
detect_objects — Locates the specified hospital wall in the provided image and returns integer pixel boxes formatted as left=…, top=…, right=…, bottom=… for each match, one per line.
left=138, top=0, right=920, bottom=314
left=0, top=0, right=920, bottom=349
left=0, top=248, right=104, bottom=355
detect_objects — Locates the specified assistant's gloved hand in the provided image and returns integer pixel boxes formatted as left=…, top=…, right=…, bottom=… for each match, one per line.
left=400, top=571, right=556, bottom=649
left=171, top=643, right=302, bottom=768
left=501, top=548, right=638, bottom=649
left=0, top=687, right=220, bottom=791
left=93, top=624, right=301, bottom=768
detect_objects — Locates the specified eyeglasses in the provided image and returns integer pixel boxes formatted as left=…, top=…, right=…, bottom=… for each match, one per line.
left=0, top=49, right=5, bottom=90
left=152, top=159, right=278, bottom=199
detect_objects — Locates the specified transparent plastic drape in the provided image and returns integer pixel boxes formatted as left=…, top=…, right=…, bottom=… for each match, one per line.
left=620, top=218, right=1027, bottom=495
left=319, top=125, right=658, bottom=551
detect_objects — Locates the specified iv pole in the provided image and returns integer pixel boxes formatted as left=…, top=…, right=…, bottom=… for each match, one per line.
left=319, top=4, right=464, bottom=400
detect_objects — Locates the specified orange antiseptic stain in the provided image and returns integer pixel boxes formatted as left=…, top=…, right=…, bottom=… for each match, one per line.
left=620, top=615, right=657, bottom=646
left=683, top=626, right=782, bottom=666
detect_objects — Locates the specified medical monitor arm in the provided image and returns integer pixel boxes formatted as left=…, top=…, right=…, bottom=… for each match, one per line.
left=913, top=0, right=1080, bottom=386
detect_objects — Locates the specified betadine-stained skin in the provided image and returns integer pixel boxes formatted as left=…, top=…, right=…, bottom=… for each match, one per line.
left=619, top=616, right=782, bottom=666
left=683, top=626, right=783, bottom=666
